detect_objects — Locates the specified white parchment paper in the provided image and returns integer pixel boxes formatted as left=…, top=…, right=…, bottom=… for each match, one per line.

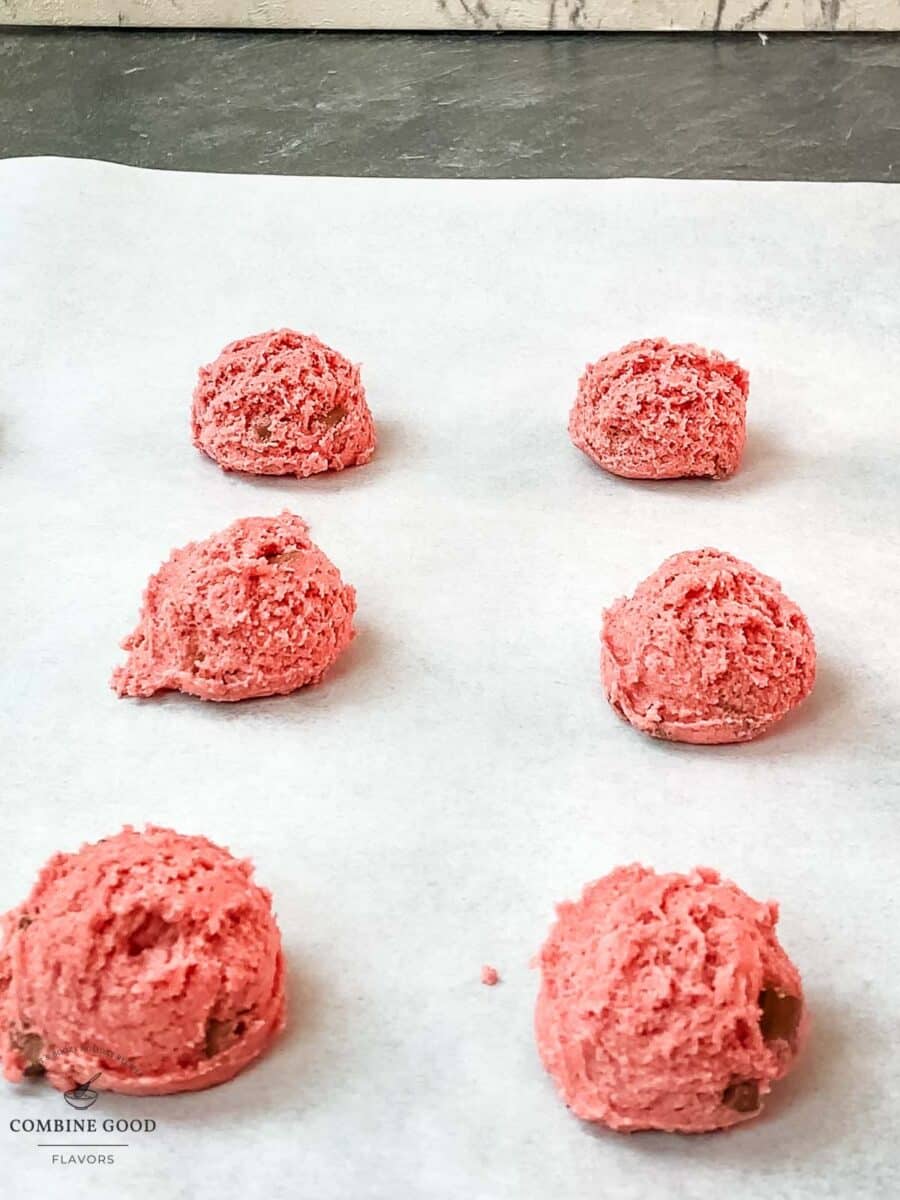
left=0, top=158, right=898, bottom=1199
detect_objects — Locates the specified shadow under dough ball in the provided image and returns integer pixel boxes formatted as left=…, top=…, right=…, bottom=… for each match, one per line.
left=569, top=338, right=748, bottom=479
left=0, top=826, right=285, bottom=1096
left=601, top=547, right=816, bottom=743
left=192, top=328, right=376, bottom=477
left=535, top=864, right=807, bottom=1133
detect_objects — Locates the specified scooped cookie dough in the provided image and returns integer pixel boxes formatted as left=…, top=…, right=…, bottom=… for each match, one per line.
left=192, top=328, right=376, bottom=477
left=569, top=338, right=748, bottom=479
left=112, top=512, right=356, bottom=702
left=602, top=548, right=815, bottom=743
left=535, top=864, right=806, bottom=1134
left=0, top=826, right=285, bottom=1096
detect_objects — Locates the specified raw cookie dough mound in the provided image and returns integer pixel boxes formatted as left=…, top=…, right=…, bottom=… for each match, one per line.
left=602, top=547, right=815, bottom=744
left=569, top=338, right=748, bottom=479
left=112, top=512, right=356, bottom=702
left=0, top=826, right=286, bottom=1096
left=192, top=329, right=376, bottom=477
left=535, top=864, right=807, bottom=1134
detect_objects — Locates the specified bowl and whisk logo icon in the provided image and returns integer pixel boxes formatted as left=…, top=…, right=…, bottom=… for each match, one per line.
left=63, top=1071, right=102, bottom=1110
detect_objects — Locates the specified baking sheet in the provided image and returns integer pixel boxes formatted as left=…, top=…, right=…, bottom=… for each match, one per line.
left=0, top=157, right=898, bottom=1200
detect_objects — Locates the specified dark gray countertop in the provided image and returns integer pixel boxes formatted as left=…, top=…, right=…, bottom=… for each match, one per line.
left=1, top=28, right=898, bottom=180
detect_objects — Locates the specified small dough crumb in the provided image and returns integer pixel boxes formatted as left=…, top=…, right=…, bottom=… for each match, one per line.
left=481, top=965, right=500, bottom=986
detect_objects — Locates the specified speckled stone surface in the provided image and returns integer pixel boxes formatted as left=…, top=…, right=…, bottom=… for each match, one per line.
left=0, top=28, right=898, bottom=179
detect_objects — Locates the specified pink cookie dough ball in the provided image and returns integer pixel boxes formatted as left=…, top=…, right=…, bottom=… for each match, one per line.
left=602, top=548, right=815, bottom=744
left=0, top=826, right=285, bottom=1096
left=535, top=864, right=807, bottom=1134
left=112, top=512, right=356, bottom=702
left=191, top=329, right=376, bottom=477
left=569, top=338, right=748, bottom=479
